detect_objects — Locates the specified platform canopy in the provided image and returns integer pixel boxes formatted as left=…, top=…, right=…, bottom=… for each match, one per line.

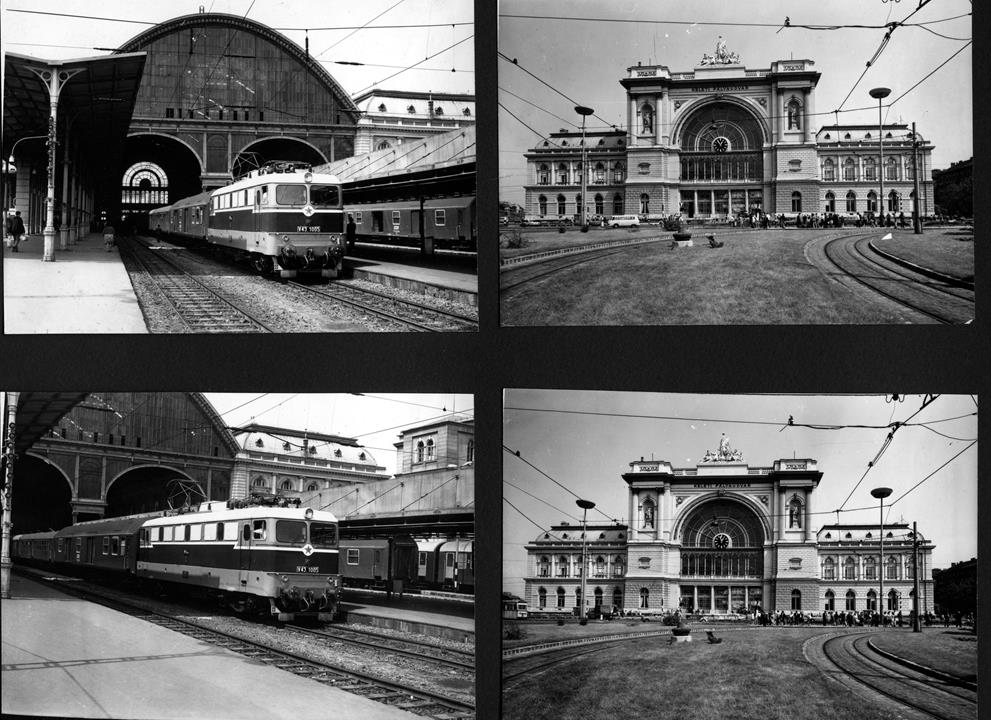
left=10, top=392, right=89, bottom=455
left=2, top=51, right=146, bottom=191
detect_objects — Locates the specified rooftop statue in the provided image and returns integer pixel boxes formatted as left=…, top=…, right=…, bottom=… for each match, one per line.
left=702, top=433, right=744, bottom=462
left=700, top=36, right=742, bottom=66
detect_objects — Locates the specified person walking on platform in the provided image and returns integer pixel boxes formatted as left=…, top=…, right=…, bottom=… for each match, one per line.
left=103, top=223, right=116, bottom=251
left=6, top=210, right=26, bottom=252
left=345, top=213, right=356, bottom=254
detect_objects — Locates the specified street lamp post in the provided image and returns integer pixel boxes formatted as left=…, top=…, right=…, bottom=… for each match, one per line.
left=575, top=106, right=594, bottom=227
left=871, top=487, right=892, bottom=625
left=869, top=88, right=891, bottom=224
left=576, top=498, right=596, bottom=622
left=910, top=122, right=923, bottom=234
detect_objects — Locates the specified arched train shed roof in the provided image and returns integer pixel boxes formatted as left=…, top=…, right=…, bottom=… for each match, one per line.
left=115, top=12, right=358, bottom=119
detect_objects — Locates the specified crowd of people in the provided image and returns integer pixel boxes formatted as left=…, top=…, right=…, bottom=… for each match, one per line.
left=727, top=210, right=915, bottom=230
left=749, top=607, right=972, bottom=628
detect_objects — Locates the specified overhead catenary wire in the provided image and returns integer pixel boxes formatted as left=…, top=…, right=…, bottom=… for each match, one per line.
left=351, top=34, right=474, bottom=96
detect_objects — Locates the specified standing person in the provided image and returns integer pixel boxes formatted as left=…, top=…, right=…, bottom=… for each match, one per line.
left=7, top=210, right=26, bottom=252
left=345, top=213, right=356, bottom=253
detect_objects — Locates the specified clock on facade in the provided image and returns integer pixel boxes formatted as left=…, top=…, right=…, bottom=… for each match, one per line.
left=712, top=136, right=730, bottom=153
left=713, top=532, right=731, bottom=548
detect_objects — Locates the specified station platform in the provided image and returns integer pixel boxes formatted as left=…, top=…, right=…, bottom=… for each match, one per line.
left=1, top=573, right=417, bottom=719
left=341, top=592, right=475, bottom=643
left=3, top=233, right=147, bottom=334
left=347, top=255, right=478, bottom=307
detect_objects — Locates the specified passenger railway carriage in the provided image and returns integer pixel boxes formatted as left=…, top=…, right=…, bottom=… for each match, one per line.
left=339, top=535, right=417, bottom=591
left=12, top=500, right=342, bottom=622
left=345, top=196, right=476, bottom=253
left=149, top=161, right=346, bottom=278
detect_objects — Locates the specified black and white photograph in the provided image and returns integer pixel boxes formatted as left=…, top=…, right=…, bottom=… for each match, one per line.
left=502, top=390, right=977, bottom=720
left=2, top=392, right=475, bottom=719
left=498, top=1, right=973, bottom=324
left=2, top=0, right=477, bottom=333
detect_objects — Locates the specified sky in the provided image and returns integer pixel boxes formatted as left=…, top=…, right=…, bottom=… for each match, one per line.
left=502, top=391, right=978, bottom=597
left=498, top=0, right=974, bottom=205
left=0, top=0, right=475, bottom=97
left=203, top=392, right=473, bottom=476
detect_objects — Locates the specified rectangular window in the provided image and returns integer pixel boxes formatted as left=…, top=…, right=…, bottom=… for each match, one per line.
left=347, top=548, right=360, bottom=565
left=310, top=523, right=337, bottom=547
left=102, top=536, right=110, bottom=555
left=419, top=551, right=427, bottom=566
left=434, top=209, right=446, bottom=226
left=252, top=520, right=267, bottom=540
left=191, top=524, right=203, bottom=541
left=355, top=211, right=362, bottom=223
left=275, top=185, right=307, bottom=206
left=392, top=210, right=401, bottom=225
left=697, top=586, right=712, bottom=611
left=203, top=523, right=217, bottom=541
left=163, top=526, right=174, bottom=542
left=446, top=553, right=455, bottom=568
left=276, top=520, right=307, bottom=544
left=57, top=538, right=64, bottom=553
left=846, top=594, right=856, bottom=611
left=310, top=185, right=340, bottom=207
left=165, top=108, right=175, bottom=118
left=111, top=536, right=120, bottom=555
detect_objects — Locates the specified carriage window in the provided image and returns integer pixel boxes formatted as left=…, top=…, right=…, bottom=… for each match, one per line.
left=310, top=185, right=340, bottom=207
left=57, top=538, right=64, bottom=552
left=224, top=522, right=236, bottom=540
left=252, top=520, right=267, bottom=540
left=347, top=548, right=360, bottom=564
left=111, top=536, right=120, bottom=555
left=276, top=520, right=307, bottom=543
left=446, top=553, right=455, bottom=567
left=184, top=525, right=191, bottom=541
left=391, top=210, right=401, bottom=224
left=434, top=209, right=446, bottom=226
left=276, top=185, right=307, bottom=206
left=163, top=526, right=174, bottom=541
left=191, top=524, right=203, bottom=541
left=354, top=212, right=362, bottom=223
left=419, top=551, right=427, bottom=566
left=102, top=537, right=110, bottom=555
left=310, top=523, right=337, bottom=547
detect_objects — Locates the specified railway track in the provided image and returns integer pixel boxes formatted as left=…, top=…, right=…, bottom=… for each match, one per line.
left=120, top=238, right=274, bottom=333
left=32, top=572, right=475, bottom=720
left=290, top=281, right=478, bottom=331
left=817, top=234, right=974, bottom=324
left=500, top=245, right=638, bottom=295
left=808, top=632, right=976, bottom=720
left=287, top=623, right=475, bottom=671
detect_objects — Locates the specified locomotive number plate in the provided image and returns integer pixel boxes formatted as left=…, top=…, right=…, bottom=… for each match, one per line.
left=296, top=566, right=320, bottom=573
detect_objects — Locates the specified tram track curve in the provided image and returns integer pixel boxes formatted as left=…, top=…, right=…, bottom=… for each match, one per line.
left=809, top=234, right=974, bottom=324
left=805, top=631, right=976, bottom=720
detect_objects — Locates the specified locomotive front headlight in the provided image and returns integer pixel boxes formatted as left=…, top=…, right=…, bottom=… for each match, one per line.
left=304, top=508, right=314, bottom=520
left=303, top=171, right=313, bottom=184
left=281, top=575, right=289, bottom=584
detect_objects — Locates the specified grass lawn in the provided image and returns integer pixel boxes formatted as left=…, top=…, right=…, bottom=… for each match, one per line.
left=872, top=229, right=975, bottom=281
left=503, top=627, right=905, bottom=720
left=499, top=226, right=668, bottom=258
left=870, top=628, right=978, bottom=681
left=505, top=619, right=662, bottom=649
left=502, top=229, right=916, bottom=324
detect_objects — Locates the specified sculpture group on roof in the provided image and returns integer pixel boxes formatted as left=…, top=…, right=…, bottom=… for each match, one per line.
left=702, top=433, right=744, bottom=463
left=700, top=36, right=741, bottom=66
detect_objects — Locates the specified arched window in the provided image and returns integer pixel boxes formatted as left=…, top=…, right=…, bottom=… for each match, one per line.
left=556, top=587, right=566, bottom=608
left=613, top=586, right=623, bottom=609
left=791, top=589, right=802, bottom=611
left=613, top=555, right=624, bottom=577
left=307, top=482, right=318, bottom=492
left=886, top=556, right=900, bottom=580
left=846, top=191, right=857, bottom=213
left=640, top=587, right=649, bottom=609
left=887, top=589, right=898, bottom=612
left=557, top=556, right=569, bottom=578
left=538, top=164, right=550, bottom=185
left=867, top=589, right=877, bottom=611
left=575, top=194, right=582, bottom=216
left=557, top=163, right=569, bottom=184
left=594, top=193, right=604, bottom=215
left=594, top=162, right=605, bottom=184
left=845, top=590, right=856, bottom=611
left=407, top=104, right=416, bottom=114
left=639, top=193, right=650, bottom=214
left=824, top=590, right=835, bottom=611
left=613, top=162, right=625, bottom=183
left=463, top=107, right=471, bottom=116
left=376, top=140, right=392, bottom=151
left=538, top=556, right=550, bottom=578
left=823, top=158, right=836, bottom=182
left=844, top=556, right=857, bottom=580
left=252, top=476, right=267, bottom=488
left=121, top=161, right=170, bottom=210
left=557, top=194, right=567, bottom=215
left=466, top=439, right=474, bottom=463
left=612, top=193, right=624, bottom=215
left=538, top=587, right=547, bottom=608
left=640, top=103, right=654, bottom=134
left=822, top=557, right=836, bottom=580
left=867, top=191, right=878, bottom=214
left=594, top=587, right=604, bottom=607
left=786, top=97, right=802, bottom=130
left=791, top=191, right=802, bottom=213
left=824, top=191, right=835, bottom=213
left=434, top=106, right=444, bottom=116
left=844, top=157, right=857, bottom=182
left=594, top=556, right=606, bottom=577
left=426, top=438, right=434, bottom=460
left=864, top=556, right=877, bottom=580
left=575, top=588, right=582, bottom=609
left=864, top=157, right=877, bottom=182
left=887, top=190, right=899, bottom=213
left=538, top=195, right=548, bottom=215
left=416, top=440, right=425, bottom=463
left=377, top=103, right=387, bottom=112
left=885, top=156, right=900, bottom=181
left=280, top=479, right=293, bottom=491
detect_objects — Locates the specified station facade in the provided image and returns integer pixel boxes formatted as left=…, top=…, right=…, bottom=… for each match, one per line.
left=523, top=38, right=934, bottom=221
left=523, top=435, right=934, bottom=616
left=352, top=89, right=475, bottom=156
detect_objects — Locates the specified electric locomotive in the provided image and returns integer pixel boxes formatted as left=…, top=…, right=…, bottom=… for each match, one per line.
left=12, top=499, right=342, bottom=622
left=148, top=161, right=346, bottom=279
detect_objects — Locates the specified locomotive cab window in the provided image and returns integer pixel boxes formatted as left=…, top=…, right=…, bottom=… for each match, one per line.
left=346, top=548, right=360, bottom=565
left=310, top=523, right=337, bottom=547
left=252, top=519, right=267, bottom=540
left=276, top=520, right=307, bottom=544
left=435, top=209, right=446, bottom=226
left=310, top=185, right=341, bottom=207
left=276, top=185, right=307, bottom=206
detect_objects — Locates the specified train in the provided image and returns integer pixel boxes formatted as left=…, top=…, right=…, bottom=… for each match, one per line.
left=337, top=536, right=474, bottom=593
left=11, top=498, right=342, bottom=622
left=344, top=196, right=476, bottom=254
left=148, top=160, right=346, bottom=279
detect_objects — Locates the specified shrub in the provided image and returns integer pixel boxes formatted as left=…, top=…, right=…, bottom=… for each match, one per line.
left=505, top=621, right=527, bottom=640
left=502, top=229, right=527, bottom=249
